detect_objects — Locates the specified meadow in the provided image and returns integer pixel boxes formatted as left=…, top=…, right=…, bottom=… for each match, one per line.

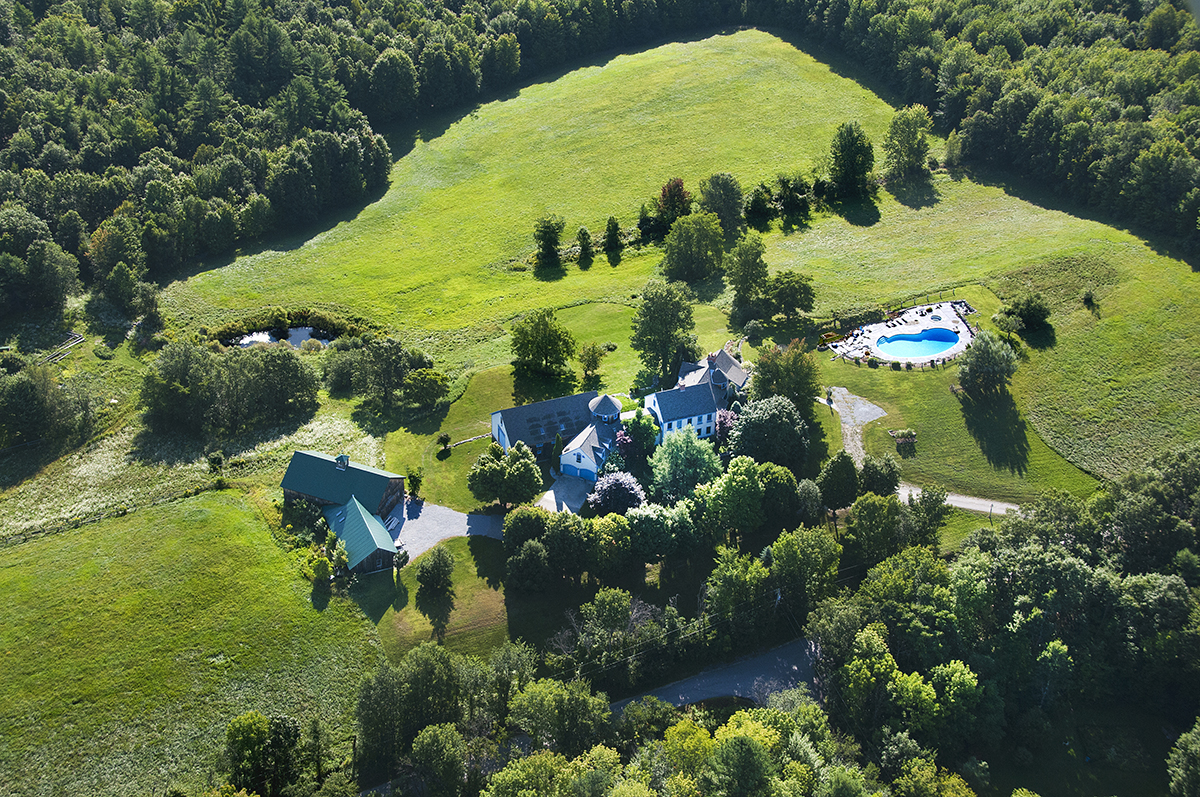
left=160, top=29, right=896, bottom=341
left=762, top=174, right=1200, bottom=481
left=0, top=491, right=382, bottom=796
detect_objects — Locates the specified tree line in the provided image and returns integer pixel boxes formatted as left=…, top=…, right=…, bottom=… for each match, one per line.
left=5, top=0, right=1199, bottom=318
left=139, top=335, right=449, bottom=442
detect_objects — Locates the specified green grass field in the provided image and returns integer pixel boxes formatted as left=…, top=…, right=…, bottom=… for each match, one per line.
left=764, top=174, right=1200, bottom=480
left=161, top=29, right=895, bottom=339
left=0, top=491, right=382, bottom=796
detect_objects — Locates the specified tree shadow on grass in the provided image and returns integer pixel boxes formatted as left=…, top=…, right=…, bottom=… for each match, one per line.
left=959, top=391, right=1030, bottom=475
left=415, top=587, right=456, bottom=642
left=761, top=316, right=821, bottom=349
left=351, top=570, right=400, bottom=624
left=506, top=580, right=597, bottom=646
left=469, top=535, right=506, bottom=589
left=311, top=582, right=331, bottom=611
left=512, top=365, right=579, bottom=406
left=884, top=174, right=940, bottom=210
left=800, top=416, right=834, bottom=482
left=351, top=401, right=449, bottom=438
left=0, top=439, right=75, bottom=490
left=835, top=197, right=882, bottom=227
left=1020, top=323, right=1057, bottom=350
left=689, top=272, right=727, bottom=304
left=533, top=262, right=568, bottom=282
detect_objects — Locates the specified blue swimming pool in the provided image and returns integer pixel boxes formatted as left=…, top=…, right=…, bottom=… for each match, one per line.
left=876, top=327, right=959, bottom=358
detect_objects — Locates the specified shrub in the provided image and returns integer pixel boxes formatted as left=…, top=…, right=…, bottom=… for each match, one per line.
left=437, top=432, right=452, bottom=450
left=744, top=320, right=764, bottom=344
left=407, top=466, right=424, bottom=499
left=587, top=472, right=647, bottom=516
left=415, top=544, right=455, bottom=594
left=506, top=539, right=553, bottom=593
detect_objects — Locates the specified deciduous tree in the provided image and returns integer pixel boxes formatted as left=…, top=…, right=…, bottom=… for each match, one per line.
left=511, top=308, right=577, bottom=372
left=468, top=441, right=544, bottom=508
left=723, top=231, right=768, bottom=307
left=728, top=395, right=809, bottom=474
left=578, top=342, right=606, bottom=377
left=662, top=211, right=724, bottom=282
left=859, top=453, right=900, bottom=497
left=817, top=450, right=859, bottom=512
left=883, top=105, right=933, bottom=178
left=748, top=339, right=819, bottom=420
left=829, top=121, right=875, bottom=199
left=698, top=172, right=745, bottom=239
left=767, top=271, right=815, bottom=319
left=650, top=426, right=721, bottom=504
left=416, top=543, right=455, bottom=595
left=631, top=280, right=696, bottom=381
left=957, top=330, right=1017, bottom=395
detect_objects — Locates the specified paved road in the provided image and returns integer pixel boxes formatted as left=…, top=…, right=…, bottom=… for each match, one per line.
left=537, top=475, right=591, bottom=514
left=386, top=500, right=503, bottom=560
left=611, top=638, right=816, bottom=714
left=898, top=482, right=1018, bottom=516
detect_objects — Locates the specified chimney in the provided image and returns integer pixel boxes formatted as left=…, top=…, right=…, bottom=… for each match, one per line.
left=335, top=454, right=349, bottom=471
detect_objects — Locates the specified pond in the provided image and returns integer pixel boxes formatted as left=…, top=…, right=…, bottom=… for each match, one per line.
left=236, top=327, right=330, bottom=348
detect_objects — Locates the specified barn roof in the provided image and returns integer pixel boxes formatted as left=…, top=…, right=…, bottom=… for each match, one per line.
left=322, top=496, right=395, bottom=570
left=281, top=451, right=402, bottom=509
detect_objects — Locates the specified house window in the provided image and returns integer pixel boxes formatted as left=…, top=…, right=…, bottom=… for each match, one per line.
left=707, top=413, right=713, bottom=421
left=576, top=453, right=582, bottom=463
left=666, top=421, right=673, bottom=430
left=706, top=427, right=712, bottom=435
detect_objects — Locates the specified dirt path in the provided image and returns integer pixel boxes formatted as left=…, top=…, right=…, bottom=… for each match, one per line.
left=820, top=388, right=1021, bottom=516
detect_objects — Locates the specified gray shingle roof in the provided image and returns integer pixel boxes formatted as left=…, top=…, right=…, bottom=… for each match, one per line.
left=675, top=351, right=749, bottom=390
left=712, top=349, right=749, bottom=388
left=497, top=391, right=598, bottom=450
left=652, top=381, right=722, bottom=421
left=588, top=394, right=621, bottom=416
left=563, top=418, right=621, bottom=463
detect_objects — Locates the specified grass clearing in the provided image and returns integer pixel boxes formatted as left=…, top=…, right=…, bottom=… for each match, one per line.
left=810, top=287, right=1098, bottom=504
left=766, top=173, right=1200, bottom=479
left=371, top=536, right=510, bottom=660
left=938, top=507, right=993, bottom=555
left=0, top=491, right=381, bottom=796
left=162, top=29, right=895, bottom=339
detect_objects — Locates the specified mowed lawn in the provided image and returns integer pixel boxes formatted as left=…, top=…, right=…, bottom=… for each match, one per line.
left=810, top=285, right=1098, bottom=504
left=0, top=492, right=382, bottom=797
left=383, top=302, right=738, bottom=511
left=766, top=173, right=1200, bottom=480
left=162, top=29, right=895, bottom=335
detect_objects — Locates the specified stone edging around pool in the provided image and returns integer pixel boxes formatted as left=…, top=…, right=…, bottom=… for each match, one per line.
left=829, top=301, right=976, bottom=364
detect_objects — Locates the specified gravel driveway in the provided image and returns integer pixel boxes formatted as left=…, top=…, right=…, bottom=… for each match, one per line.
left=386, top=500, right=503, bottom=560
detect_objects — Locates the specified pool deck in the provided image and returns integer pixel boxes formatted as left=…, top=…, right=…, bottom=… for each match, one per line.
left=829, top=301, right=976, bottom=364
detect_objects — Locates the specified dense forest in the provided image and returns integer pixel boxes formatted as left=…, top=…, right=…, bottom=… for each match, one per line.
left=1, top=0, right=1199, bottom=316
left=211, top=443, right=1200, bottom=797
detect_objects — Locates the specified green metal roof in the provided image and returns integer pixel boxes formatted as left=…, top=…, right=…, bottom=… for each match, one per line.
left=280, top=451, right=402, bottom=510
left=323, top=496, right=396, bottom=570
